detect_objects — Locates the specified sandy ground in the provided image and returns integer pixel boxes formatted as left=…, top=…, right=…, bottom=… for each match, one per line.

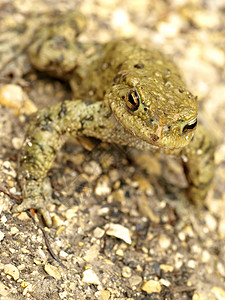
left=0, top=0, right=225, bottom=299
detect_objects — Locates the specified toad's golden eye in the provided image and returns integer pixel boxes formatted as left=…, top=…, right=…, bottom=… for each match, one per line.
left=126, top=89, right=140, bottom=112
left=182, top=118, right=197, bottom=134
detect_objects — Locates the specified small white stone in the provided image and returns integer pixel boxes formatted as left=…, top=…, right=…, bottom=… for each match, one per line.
left=204, top=46, right=225, bottom=67
left=10, top=227, right=19, bottom=235
left=52, top=214, right=64, bottom=227
left=11, top=137, right=23, bottom=150
left=59, top=250, right=69, bottom=258
left=112, top=9, right=129, bottom=28
left=1, top=216, right=7, bottom=224
left=217, top=262, right=225, bottom=277
left=83, top=161, right=102, bottom=179
left=205, top=213, right=217, bottom=232
left=9, top=248, right=16, bottom=254
left=64, top=206, right=78, bottom=221
left=0, top=231, right=4, bottom=241
left=116, top=249, right=124, bottom=256
left=105, top=223, right=132, bottom=244
left=192, top=291, right=204, bottom=300
left=211, top=286, right=225, bottom=300
left=4, top=263, right=19, bottom=280
left=2, top=161, right=16, bottom=178
left=44, top=264, right=61, bottom=280
left=122, top=266, right=132, bottom=278
left=129, top=274, right=142, bottom=287
left=95, top=175, right=111, bottom=196
left=187, top=259, right=196, bottom=269
left=201, top=250, right=210, bottom=263
left=159, top=278, right=171, bottom=287
left=82, top=269, right=101, bottom=285
left=98, top=290, right=110, bottom=300
left=83, top=244, right=100, bottom=262
left=178, top=232, right=186, bottom=241
left=93, top=227, right=105, bottom=239
left=158, top=234, right=171, bottom=249
left=160, top=264, right=174, bottom=272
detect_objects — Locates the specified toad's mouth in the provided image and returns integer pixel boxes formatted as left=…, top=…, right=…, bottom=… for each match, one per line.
left=123, top=116, right=198, bottom=150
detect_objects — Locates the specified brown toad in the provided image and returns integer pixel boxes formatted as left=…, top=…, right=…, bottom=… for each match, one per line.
left=15, top=12, right=215, bottom=226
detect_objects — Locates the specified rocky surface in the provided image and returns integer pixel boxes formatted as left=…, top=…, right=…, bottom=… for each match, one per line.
left=0, top=0, right=225, bottom=299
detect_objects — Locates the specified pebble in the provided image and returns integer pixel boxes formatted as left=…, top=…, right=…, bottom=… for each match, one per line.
left=11, top=137, right=23, bottom=150
left=157, top=14, right=184, bottom=38
left=133, top=175, right=154, bottom=194
left=129, top=275, right=142, bottom=287
left=159, top=278, right=171, bottom=287
left=158, top=234, right=171, bottom=250
left=10, top=226, right=19, bottom=235
left=218, top=218, right=225, bottom=239
left=122, top=266, right=132, bottom=278
left=44, top=264, right=61, bottom=280
left=192, top=10, right=219, bottom=29
left=137, top=195, right=160, bottom=223
left=64, top=206, right=79, bottom=221
left=217, top=262, right=225, bottom=278
left=131, top=152, right=161, bottom=176
left=111, top=189, right=125, bottom=203
left=9, top=248, right=16, bottom=254
left=4, top=263, right=19, bottom=280
left=201, top=250, right=210, bottom=263
left=18, top=264, right=25, bottom=271
left=21, top=281, right=31, bottom=288
left=111, top=9, right=136, bottom=37
left=56, top=226, right=66, bottom=235
left=203, top=46, right=225, bottom=68
left=0, top=231, right=4, bottom=241
left=98, top=290, right=110, bottom=300
left=205, top=213, right=217, bottom=232
left=2, top=161, right=16, bottom=178
left=0, top=84, right=37, bottom=115
left=141, top=280, right=162, bottom=294
left=93, top=227, right=105, bottom=239
left=105, top=223, right=132, bottom=244
left=83, top=244, right=100, bottom=262
left=192, top=292, right=204, bottom=300
left=211, top=286, right=225, bottom=300
left=16, top=212, right=30, bottom=222
left=33, top=259, right=42, bottom=265
left=95, top=175, right=111, bottom=196
left=83, top=160, right=102, bottom=180
left=116, top=249, right=124, bottom=257
left=0, top=282, right=9, bottom=297
left=52, top=214, right=64, bottom=227
left=187, top=259, right=196, bottom=269
left=82, top=269, right=101, bottom=285
left=160, top=264, right=174, bottom=272
left=59, top=250, right=69, bottom=258
left=21, top=248, right=29, bottom=254
left=1, top=215, right=7, bottom=225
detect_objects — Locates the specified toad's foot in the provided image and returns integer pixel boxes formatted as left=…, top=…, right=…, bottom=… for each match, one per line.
left=12, top=178, right=53, bottom=227
left=182, top=124, right=215, bottom=207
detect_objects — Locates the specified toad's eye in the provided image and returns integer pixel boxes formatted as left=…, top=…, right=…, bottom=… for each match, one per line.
left=126, top=89, right=140, bottom=112
left=182, top=118, right=197, bottom=134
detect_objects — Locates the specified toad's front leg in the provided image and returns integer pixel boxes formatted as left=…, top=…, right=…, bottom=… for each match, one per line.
left=15, top=100, right=113, bottom=226
left=181, top=124, right=215, bottom=207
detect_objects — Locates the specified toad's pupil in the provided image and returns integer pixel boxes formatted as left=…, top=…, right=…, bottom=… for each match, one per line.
left=183, top=118, right=197, bottom=134
left=127, top=90, right=140, bottom=111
